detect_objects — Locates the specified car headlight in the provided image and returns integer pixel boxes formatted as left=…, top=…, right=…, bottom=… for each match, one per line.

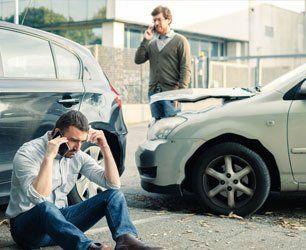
left=147, top=116, right=187, bottom=140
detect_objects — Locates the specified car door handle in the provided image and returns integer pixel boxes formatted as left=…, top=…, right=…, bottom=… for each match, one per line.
left=291, top=148, right=306, bottom=154
left=57, top=98, right=80, bottom=105
left=2, top=112, right=14, bottom=117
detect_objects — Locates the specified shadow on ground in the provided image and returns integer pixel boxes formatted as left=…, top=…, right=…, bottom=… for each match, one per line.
left=125, top=190, right=306, bottom=220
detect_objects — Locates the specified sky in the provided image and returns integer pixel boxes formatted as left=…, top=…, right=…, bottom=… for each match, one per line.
left=116, top=0, right=305, bottom=28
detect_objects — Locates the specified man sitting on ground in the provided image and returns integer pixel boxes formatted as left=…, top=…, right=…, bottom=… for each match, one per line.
left=6, top=110, right=163, bottom=250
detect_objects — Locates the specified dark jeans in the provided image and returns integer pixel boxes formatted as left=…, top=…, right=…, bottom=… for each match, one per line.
left=10, top=189, right=137, bottom=250
left=148, top=90, right=181, bottom=119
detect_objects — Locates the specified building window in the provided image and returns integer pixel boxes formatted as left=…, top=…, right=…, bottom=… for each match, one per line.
left=0, top=0, right=104, bottom=45
left=125, top=28, right=143, bottom=49
left=46, top=27, right=102, bottom=45
left=199, top=41, right=210, bottom=56
left=211, top=42, right=219, bottom=57
left=220, top=43, right=225, bottom=56
left=188, top=38, right=224, bottom=58
left=265, top=25, right=274, bottom=37
left=189, top=39, right=200, bottom=56
left=0, top=0, right=14, bottom=21
left=0, top=0, right=107, bottom=25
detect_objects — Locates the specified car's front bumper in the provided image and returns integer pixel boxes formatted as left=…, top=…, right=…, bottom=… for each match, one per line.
left=135, top=138, right=204, bottom=195
left=141, top=180, right=181, bottom=195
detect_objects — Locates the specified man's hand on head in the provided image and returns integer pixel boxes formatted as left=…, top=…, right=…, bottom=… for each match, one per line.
left=88, top=129, right=109, bottom=149
left=88, top=129, right=120, bottom=186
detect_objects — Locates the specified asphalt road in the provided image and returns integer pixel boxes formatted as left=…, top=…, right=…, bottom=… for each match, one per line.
left=2, top=123, right=306, bottom=249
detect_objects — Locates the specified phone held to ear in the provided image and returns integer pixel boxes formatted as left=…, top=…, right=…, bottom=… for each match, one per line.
left=52, top=131, right=69, bottom=156
left=151, top=25, right=156, bottom=32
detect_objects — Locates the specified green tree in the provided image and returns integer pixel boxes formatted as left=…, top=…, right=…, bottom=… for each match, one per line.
left=5, top=7, right=67, bottom=27
left=65, top=29, right=99, bottom=45
left=5, top=7, right=100, bottom=45
left=93, top=6, right=106, bottom=19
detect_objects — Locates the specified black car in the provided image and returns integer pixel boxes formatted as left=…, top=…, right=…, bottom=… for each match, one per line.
left=0, top=21, right=127, bottom=205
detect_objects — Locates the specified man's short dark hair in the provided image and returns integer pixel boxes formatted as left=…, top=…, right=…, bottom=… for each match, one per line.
left=151, top=5, right=172, bottom=24
left=55, top=110, right=89, bottom=133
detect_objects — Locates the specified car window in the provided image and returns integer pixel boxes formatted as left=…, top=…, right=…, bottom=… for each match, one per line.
left=0, top=29, right=55, bottom=78
left=53, top=44, right=80, bottom=79
left=83, top=66, right=91, bottom=80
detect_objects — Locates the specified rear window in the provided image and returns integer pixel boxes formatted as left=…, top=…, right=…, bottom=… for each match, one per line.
left=52, top=44, right=80, bottom=79
left=0, top=29, right=55, bottom=78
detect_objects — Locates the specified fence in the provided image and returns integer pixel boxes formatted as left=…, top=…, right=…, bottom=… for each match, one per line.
left=88, top=45, right=149, bottom=104
left=88, top=45, right=306, bottom=104
left=206, top=54, right=306, bottom=88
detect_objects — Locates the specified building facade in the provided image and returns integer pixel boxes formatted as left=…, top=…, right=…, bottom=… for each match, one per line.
left=0, top=0, right=107, bottom=45
left=0, top=0, right=242, bottom=58
left=1, top=1, right=305, bottom=58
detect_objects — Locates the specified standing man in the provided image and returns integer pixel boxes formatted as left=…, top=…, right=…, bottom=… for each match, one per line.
left=6, top=110, right=162, bottom=250
left=135, top=5, right=191, bottom=119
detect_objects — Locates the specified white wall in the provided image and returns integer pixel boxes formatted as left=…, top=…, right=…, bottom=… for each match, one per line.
left=184, top=10, right=249, bottom=41
left=249, top=4, right=304, bottom=55
left=113, top=0, right=249, bottom=30
left=227, top=42, right=242, bottom=57
left=104, top=1, right=305, bottom=55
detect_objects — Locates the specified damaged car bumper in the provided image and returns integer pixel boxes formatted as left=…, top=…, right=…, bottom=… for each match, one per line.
left=135, top=137, right=204, bottom=195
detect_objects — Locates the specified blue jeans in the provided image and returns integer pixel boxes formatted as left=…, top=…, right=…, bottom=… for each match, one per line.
left=148, top=90, right=181, bottom=119
left=10, top=189, right=137, bottom=250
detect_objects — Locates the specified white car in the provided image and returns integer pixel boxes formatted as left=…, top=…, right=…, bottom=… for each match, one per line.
left=136, top=63, right=306, bottom=216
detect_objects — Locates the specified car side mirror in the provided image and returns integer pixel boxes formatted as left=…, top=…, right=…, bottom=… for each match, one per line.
left=299, top=79, right=306, bottom=95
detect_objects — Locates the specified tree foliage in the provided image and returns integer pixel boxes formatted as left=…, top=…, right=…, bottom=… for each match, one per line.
left=4, top=7, right=102, bottom=45
left=93, top=6, right=106, bottom=19
left=5, top=7, right=66, bottom=27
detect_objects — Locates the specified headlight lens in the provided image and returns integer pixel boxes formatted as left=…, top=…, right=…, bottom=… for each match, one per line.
left=147, top=116, right=187, bottom=140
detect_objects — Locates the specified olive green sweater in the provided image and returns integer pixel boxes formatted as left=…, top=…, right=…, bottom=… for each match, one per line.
left=134, top=33, right=191, bottom=92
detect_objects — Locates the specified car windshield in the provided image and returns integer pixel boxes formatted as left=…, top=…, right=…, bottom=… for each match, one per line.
left=261, top=64, right=306, bottom=93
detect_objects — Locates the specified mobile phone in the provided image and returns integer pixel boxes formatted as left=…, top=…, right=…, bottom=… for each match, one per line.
left=151, top=25, right=156, bottom=32
left=52, top=131, right=69, bottom=156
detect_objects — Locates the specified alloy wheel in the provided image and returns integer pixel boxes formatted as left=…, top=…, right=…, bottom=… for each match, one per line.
left=75, top=145, right=105, bottom=200
left=203, top=155, right=256, bottom=210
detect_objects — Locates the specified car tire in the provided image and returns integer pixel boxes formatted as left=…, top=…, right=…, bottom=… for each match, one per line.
left=192, top=142, right=270, bottom=216
left=67, top=142, right=105, bottom=204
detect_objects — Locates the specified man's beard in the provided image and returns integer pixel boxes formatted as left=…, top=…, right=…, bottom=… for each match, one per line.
left=64, top=149, right=77, bottom=158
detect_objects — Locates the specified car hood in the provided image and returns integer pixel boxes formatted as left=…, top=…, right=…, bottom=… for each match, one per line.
left=149, top=88, right=256, bottom=104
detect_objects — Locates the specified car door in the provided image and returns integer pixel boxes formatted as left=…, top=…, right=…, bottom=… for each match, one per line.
left=287, top=79, right=306, bottom=182
left=0, top=28, right=84, bottom=201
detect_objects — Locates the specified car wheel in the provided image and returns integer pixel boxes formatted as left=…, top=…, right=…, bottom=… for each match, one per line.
left=68, top=143, right=105, bottom=204
left=193, top=142, right=270, bottom=216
